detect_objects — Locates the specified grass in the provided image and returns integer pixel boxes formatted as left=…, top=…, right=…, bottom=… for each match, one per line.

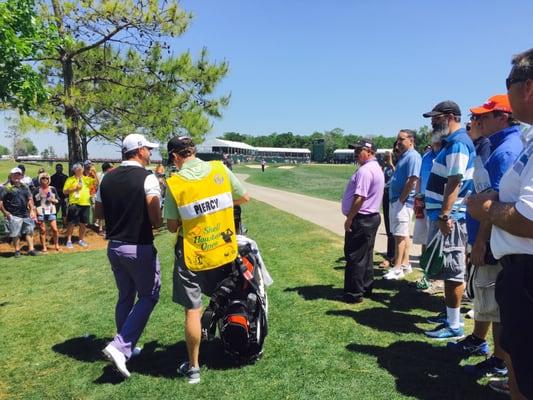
left=234, top=164, right=356, bottom=201
left=1, top=200, right=501, bottom=399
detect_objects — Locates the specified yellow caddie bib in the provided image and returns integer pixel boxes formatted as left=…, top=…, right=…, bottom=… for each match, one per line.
left=166, top=161, right=237, bottom=271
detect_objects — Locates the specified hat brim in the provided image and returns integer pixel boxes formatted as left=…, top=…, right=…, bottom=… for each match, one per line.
left=348, top=144, right=362, bottom=149
left=144, top=141, right=159, bottom=149
left=469, top=106, right=511, bottom=115
left=423, top=111, right=443, bottom=118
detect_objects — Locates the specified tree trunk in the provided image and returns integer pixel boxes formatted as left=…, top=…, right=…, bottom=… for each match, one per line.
left=62, top=58, right=83, bottom=170
left=81, top=130, right=88, bottom=161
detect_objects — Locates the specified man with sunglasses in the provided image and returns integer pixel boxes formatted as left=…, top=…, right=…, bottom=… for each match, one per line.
left=341, top=139, right=384, bottom=303
left=468, top=48, right=533, bottom=400
left=448, top=95, right=522, bottom=379
left=383, top=129, right=421, bottom=280
left=422, top=101, right=476, bottom=339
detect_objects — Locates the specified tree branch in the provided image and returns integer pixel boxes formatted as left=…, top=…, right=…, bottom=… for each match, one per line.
left=70, top=23, right=131, bottom=58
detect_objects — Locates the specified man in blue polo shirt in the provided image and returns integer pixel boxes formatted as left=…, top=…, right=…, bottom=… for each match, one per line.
left=447, top=94, right=523, bottom=377
left=422, top=100, right=476, bottom=339
left=384, top=129, right=421, bottom=280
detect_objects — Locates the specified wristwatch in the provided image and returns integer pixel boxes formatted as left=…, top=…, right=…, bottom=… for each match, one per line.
left=438, top=214, right=449, bottom=222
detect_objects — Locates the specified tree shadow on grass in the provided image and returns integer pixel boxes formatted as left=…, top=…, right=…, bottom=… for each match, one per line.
left=53, top=334, right=243, bottom=383
left=284, top=284, right=343, bottom=301
left=347, top=340, right=502, bottom=400
left=327, top=308, right=426, bottom=334
left=371, top=279, right=444, bottom=314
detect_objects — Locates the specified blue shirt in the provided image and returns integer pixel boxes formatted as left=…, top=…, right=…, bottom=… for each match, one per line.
left=425, top=128, right=475, bottom=221
left=466, top=125, right=524, bottom=243
left=474, top=136, right=491, bottom=164
left=389, top=148, right=422, bottom=205
left=420, top=150, right=437, bottom=194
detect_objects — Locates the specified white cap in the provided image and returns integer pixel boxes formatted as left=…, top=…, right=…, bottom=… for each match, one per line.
left=10, top=167, right=23, bottom=174
left=122, top=134, right=159, bottom=153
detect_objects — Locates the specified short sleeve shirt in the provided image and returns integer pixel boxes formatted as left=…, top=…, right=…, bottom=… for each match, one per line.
left=63, top=175, right=95, bottom=206
left=341, top=159, right=384, bottom=215
left=389, top=148, right=422, bottom=204
left=0, top=183, right=31, bottom=217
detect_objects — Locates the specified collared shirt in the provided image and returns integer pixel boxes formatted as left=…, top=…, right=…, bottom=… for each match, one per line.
left=474, top=136, right=491, bottom=164
left=389, top=148, right=422, bottom=205
left=163, top=158, right=246, bottom=221
left=466, top=125, right=524, bottom=244
left=420, top=150, right=437, bottom=195
left=491, top=126, right=533, bottom=258
left=425, top=128, right=475, bottom=221
left=95, top=160, right=160, bottom=202
left=341, top=158, right=384, bottom=216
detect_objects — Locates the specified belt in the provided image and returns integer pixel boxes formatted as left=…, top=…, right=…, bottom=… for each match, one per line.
left=356, top=212, right=379, bottom=219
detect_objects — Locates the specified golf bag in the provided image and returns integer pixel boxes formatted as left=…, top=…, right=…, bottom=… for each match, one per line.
left=201, top=235, right=271, bottom=363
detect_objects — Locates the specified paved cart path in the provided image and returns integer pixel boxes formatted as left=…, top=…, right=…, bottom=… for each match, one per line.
left=238, top=174, right=421, bottom=258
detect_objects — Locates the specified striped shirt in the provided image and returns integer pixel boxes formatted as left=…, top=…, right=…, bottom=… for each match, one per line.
left=425, top=128, right=475, bottom=221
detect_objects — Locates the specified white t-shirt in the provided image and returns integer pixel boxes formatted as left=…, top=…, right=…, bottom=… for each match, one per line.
left=95, top=161, right=160, bottom=202
left=491, top=126, right=533, bottom=259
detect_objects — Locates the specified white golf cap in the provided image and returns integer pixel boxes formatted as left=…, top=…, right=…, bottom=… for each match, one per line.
left=10, top=167, right=23, bottom=174
left=122, top=133, right=159, bottom=153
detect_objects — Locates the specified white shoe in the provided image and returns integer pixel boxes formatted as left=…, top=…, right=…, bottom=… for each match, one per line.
left=402, top=264, right=413, bottom=274
left=102, top=344, right=130, bottom=378
left=384, top=267, right=405, bottom=280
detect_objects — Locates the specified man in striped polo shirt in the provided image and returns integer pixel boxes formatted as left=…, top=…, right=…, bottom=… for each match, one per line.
left=422, top=101, right=476, bottom=339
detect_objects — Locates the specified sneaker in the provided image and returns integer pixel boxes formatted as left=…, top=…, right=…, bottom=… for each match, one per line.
left=425, top=323, right=464, bottom=339
left=464, top=356, right=508, bottom=378
left=415, top=277, right=431, bottom=291
left=488, top=379, right=510, bottom=396
left=177, top=361, right=200, bottom=384
left=446, top=334, right=490, bottom=358
left=28, top=250, right=38, bottom=256
left=402, top=264, right=413, bottom=274
left=78, top=240, right=88, bottom=247
left=102, top=344, right=130, bottom=378
left=427, top=312, right=447, bottom=324
left=66, top=241, right=73, bottom=249
left=383, top=267, right=405, bottom=280
left=465, top=309, right=475, bottom=319
left=14, top=250, right=21, bottom=258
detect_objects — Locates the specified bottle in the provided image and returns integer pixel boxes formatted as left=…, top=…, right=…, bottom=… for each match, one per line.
left=473, top=156, right=493, bottom=193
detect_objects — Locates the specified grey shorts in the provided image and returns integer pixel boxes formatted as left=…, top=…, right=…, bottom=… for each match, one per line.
left=472, top=263, right=502, bottom=322
left=5, top=216, right=34, bottom=238
left=172, top=238, right=233, bottom=309
left=427, top=219, right=467, bottom=282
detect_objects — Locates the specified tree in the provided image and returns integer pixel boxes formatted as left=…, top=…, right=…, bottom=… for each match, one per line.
left=0, top=145, right=10, bottom=156
left=0, top=0, right=57, bottom=111
left=35, top=1, right=229, bottom=166
left=40, top=146, right=56, bottom=158
left=15, top=137, right=37, bottom=156
left=416, top=125, right=431, bottom=153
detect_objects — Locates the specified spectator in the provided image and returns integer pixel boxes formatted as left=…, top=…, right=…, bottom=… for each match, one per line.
left=468, top=49, right=533, bottom=400
left=95, top=162, right=114, bottom=235
left=0, top=167, right=38, bottom=257
left=83, top=160, right=92, bottom=176
left=222, top=154, right=234, bottom=170
left=165, top=136, right=249, bottom=384
left=17, top=164, right=34, bottom=191
left=384, top=129, right=421, bottom=280
left=154, top=164, right=167, bottom=209
left=87, top=165, right=99, bottom=225
left=50, top=164, right=68, bottom=225
left=63, top=163, right=95, bottom=248
left=467, top=116, right=491, bottom=164
left=32, top=168, right=46, bottom=188
left=379, top=150, right=395, bottom=268
left=422, top=101, right=475, bottom=339
left=261, top=159, right=266, bottom=172
left=96, top=133, right=162, bottom=379
left=341, top=139, right=385, bottom=303
left=34, top=172, right=60, bottom=252
left=448, top=94, right=522, bottom=379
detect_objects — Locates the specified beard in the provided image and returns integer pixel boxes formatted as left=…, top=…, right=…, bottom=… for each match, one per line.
left=432, top=119, right=450, bottom=142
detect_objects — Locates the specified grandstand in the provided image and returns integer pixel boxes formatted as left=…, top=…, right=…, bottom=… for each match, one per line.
left=333, top=148, right=393, bottom=164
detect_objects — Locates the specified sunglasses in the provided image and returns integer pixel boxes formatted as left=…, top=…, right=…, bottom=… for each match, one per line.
left=40, top=177, right=49, bottom=180
left=506, top=76, right=529, bottom=90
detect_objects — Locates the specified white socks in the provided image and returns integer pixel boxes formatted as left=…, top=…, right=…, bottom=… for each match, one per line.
left=446, top=306, right=461, bottom=330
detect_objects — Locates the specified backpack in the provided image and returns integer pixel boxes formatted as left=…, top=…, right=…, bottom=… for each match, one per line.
left=201, top=239, right=269, bottom=363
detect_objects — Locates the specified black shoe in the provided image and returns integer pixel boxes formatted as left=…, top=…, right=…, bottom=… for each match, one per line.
left=342, top=293, right=363, bottom=304
left=14, top=250, right=21, bottom=258
left=28, top=250, right=39, bottom=256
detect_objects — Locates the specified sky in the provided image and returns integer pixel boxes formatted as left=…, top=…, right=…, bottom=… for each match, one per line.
left=2, top=0, right=533, bottom=158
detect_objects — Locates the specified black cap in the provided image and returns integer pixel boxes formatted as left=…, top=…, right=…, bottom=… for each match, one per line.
left=422, top=100, right=461, bottom=118
left=166, top=136, right=195, bottom=165
left=349, top=138, right=377, bottom=152
left=17, top=164, right=25, bottom=172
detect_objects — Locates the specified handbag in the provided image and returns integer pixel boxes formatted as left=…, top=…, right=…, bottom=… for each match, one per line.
left=420, top=231, right=445, bottom=279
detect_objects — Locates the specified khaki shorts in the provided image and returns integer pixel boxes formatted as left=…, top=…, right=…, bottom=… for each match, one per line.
left=473, top=263, right=502, bottom=322
left=389, top=200, right=414, bottom=237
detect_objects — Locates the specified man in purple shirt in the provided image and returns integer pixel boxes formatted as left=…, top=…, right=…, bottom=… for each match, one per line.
left=341, top=139, right=385, bottom=303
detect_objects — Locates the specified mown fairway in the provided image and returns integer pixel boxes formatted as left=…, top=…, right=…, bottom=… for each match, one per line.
left=234, top=164, right=356, bottom=201
left=1, top=197, right=500, bottom=399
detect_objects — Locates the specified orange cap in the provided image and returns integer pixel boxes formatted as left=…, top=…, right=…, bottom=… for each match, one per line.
left=470, top=94, right=512, bottom=115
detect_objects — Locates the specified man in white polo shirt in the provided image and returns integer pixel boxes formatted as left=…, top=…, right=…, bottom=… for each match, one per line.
left=468, top=48, right=533, bottom=400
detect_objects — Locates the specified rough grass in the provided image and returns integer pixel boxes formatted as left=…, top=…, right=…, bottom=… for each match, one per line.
left=0, top=200, right=500, bottom=399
